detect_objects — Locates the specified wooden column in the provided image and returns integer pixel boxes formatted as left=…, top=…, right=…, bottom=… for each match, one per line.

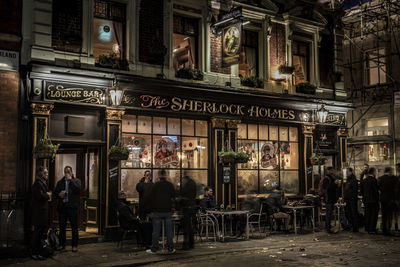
left=302, top=125, right=315, bottom=195
left=337, top=128, right=348, bottom=170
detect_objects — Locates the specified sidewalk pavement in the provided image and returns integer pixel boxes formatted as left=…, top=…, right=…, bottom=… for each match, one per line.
left=1, top=230, right=399, bottom=267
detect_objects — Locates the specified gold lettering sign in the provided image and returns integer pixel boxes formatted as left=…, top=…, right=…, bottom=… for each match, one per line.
left=46, top=84, right=105, bottom=104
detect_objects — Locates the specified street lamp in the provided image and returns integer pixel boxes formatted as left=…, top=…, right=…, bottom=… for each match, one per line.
left=316, top=104, right=328, bottom=123
left=109, top=78, right=123, bottom=106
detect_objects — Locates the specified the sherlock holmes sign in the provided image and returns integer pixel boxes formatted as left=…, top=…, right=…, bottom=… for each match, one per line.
left=46, top=83, right=105, bottom=104
left=222, top=22, right=241, bottom=66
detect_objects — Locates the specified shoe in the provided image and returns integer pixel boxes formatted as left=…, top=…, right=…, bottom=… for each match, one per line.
left=72, top=246, right=78, bottom=252
left=31, top=254, right=39, bottom=260
left=146, top=249, right=157, bottom=254
left=168, top=248, right=176, bottom=254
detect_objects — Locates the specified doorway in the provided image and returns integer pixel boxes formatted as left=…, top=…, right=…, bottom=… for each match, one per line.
left=49, top=146, right=101, bottom=236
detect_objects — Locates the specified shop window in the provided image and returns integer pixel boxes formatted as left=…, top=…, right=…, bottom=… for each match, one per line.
left=367, top=143, right=390, bottom=162
left=238, top=170, right=258, bottom=194
left=173, top=15, right=199, bottom=71
left=238, top=124, right=299, bottom=195
left=239, top=30, right=259, bottom=78
left=365, top=118, right=388, bottom=136
left=292, top=41, right=310, bottom=85
left=121, top=116, right=208, bottom=198
left=365, top=48, right=386, bottom=85
left=93, top=0, right=126, bottom=62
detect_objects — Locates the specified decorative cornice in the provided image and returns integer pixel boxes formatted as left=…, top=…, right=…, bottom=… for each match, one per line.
left=211, top=118, right=226, bottom=128
left=105, top=108, right=125, bottom=121
left=302, top=125, right=315, bottom=134
left=30, top=103, right=54, bottom=115
left=337, top=128, right=348, bottom=137
left=226, top=119, right=241, bottom=129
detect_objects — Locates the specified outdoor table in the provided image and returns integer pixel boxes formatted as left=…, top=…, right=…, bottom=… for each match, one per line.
left=334, top=203, right=346, bottom=232
left=282, top=205, right=315, bottom=234
left=206, top=210, right=250, bottom=241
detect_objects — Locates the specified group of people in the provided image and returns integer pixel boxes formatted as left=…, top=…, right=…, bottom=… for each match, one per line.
left=30, top=166, right=81, bottom=260
left=322, top=163, right=400, bottom=235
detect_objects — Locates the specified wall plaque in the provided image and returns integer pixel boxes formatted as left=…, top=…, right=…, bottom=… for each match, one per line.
left=45, top=83, right=105, bottom=104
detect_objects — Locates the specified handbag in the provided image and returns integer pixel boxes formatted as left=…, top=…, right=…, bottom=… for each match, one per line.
left=48, top=228, right=60, bottom=250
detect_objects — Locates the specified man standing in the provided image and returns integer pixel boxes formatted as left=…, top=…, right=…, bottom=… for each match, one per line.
left=147, top=169, right=176, bottom=254
left=136, top=170, right=153, bottom=220
left=360, top=167, right=379, bottom=234
left=30, top=167, right=51, bottom=260
left=180, top=175, right=197, bottom=250
left=199, top=186, right=217, bottom=212
left=359, top=164, right=369, bottom=184
left=55, top=166, right=82, bottom=252
left=344, top=168, right=359, bottom=232
left=323, top=167, right=340, bottom=233
left=378, top=167, right=398, bottom=235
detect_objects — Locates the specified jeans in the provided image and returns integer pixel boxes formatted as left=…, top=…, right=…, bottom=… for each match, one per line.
left=59, top=207, right=79, bottom=247
left=151, top=212, right=174, bottom=252
left=325, top=202, right=334, bottom=230
left=345, top=200, right=358, bottom=231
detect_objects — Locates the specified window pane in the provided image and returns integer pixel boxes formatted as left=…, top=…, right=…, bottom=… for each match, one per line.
left=121, top=169, right=144, bottom=198
left=367, top=118, right=388, bottom=127
left=93, top=18, right=124, bottom=61
left=238, top=140, right=258, bottom=169
left=259, top=124, right=268, bottom=140
left=259, top=141, right=278, bottom=170
left=289, top=127, right=298, bottom=142
left=238, top=124, right=247, bottom=139
left=248, top=124, right=257, bottom=139
left=368, top=143, right=390, bottom=162
left=279, top=127, right=288, bottom=141
left=153, top=117, right=166, bottom=134
left=121, top=134, right=152, bottom=168
left=153, top=135, right=180, bottom=168
left=182, top=119, right=194, bottom=136
left=259, top=171, right=279, bottom=193
left=153, top=169, right=181, bottom=191
left=182, top=137, right=207, bottom=169
left=168, top=118, right=180, bottom=135
left=137, top=116, right=152, bottom=133
left=280, top=171, right=299, bottom=194
left=195, top=120, right=208, bottom=137
left=279, top=142, right=298, bottom=170
left=238, top=170, right=258, bottom=195
left=269, top=126, right=278, bottom=140
left=122, top=115, right=136, bottom=133
left=182, top=170, right=208, bottom=198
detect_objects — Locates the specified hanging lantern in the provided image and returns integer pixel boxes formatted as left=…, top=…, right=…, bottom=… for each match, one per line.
left=316, top=104, right=329, bottom=123
left=109, top=78, right=124, bottom=106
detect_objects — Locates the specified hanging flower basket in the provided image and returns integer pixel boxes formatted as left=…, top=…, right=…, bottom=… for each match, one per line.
left=108, top=144, right=129, bottom=161
left=310, top=154, right=326, bottom=165
left=33, top=139, right=59, bottom=159
left=218, top=151, right=250, bottom=164
left=234, top=152, right=251, bottom=163
left=278, top=65, right=295, bottom=75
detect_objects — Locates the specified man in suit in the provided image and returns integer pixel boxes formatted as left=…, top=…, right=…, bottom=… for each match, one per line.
left=361, top=167, right=379, bottom=234
left=30, top=166, right=51, bottom=260
left=54, top=166, right=81, bottom=252
left=378, top=167, right=398, bottom=235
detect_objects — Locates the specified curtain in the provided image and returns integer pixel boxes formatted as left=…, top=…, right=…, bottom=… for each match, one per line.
left=113, top=21, right=123, bottom=57
left=245, top=46, right=257, bottom=76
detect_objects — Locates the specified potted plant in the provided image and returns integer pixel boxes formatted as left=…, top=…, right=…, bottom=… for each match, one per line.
left=234, top=152, right=251, bottom=163
left=218, top=151, right=236, bottom=165
left=176, top=68, right=204, bottom=80
left=278, top=65, right=295, bottom=75
left=310, top=154, right=326, bottom=165
left=98, top=53, right=129, bottom=70
left=296, top=82, right=317, bottom=94
left=33, top=139, right=59, bottom=159
left=240, top=76, right=264, bottom=88
left=108, top=144, right=130, bottom=161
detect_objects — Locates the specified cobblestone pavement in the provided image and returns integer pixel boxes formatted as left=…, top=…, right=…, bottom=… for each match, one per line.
left=1, top=230, right=400, bottom=266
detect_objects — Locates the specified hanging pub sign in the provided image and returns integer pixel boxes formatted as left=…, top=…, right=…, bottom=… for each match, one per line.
left=45, top=83, right=105, bottom=104
left=222, top=22, right=242, bottom=66
left=314, top=130, right=336, bottom=149
left=324, top=113, right=346, bottom=126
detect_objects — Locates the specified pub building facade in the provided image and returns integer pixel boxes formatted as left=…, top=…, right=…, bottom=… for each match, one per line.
left=20, top=0, right=351, bottom=239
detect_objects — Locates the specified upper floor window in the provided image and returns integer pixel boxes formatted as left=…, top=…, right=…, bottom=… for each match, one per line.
left=292, top=40, right=310, bottom=85
left=365, top=48, right=386, bottom=85
left=172, top=15, right=199, bottom=71
left=93, top=0, right=126, bottom=62
left=239, top=30, right=259, bottom=78
left=365, top=118, right=389, bottom=136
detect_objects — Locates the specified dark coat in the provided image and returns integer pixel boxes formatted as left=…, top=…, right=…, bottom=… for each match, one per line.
left=344, top=174, right=358, bottom=201
left=361, top=175, right=379, bottom=203
left=323, top=174, right=339, bottom=203
left=115, top=199, right=139, bottom=230
left=378, top=174, right=398, bottom=204
left=180, top=178, right=197, bottom=208
left=266, top=190, right=284, bottom=214
left=31, top=176, right=50, bottom=226
left=54, top=177, right=82, bottom=210
left=150, top=178, right=175, bottom=213
left=136, top=181, right=153, bottom=215
left=199, top=196, right=217, bottom=212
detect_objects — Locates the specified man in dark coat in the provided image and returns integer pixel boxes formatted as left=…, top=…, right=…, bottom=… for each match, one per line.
left=30, top=166, right=51, bottom=260
left=378, top=167, right=398, bottom=235
left=323, top=167, right=340, bottom=233
left=199, top=186, right=217, bottom=212
left=360, top=167, right=379, bottom=234
left=54, top=166, right=81, bottom=252
left=180, top=175, right=197, bottom=249
left=266, top=187, right=290, bottom=231
left=344, top=168, right=359, bottom=232
left=136, top=170, right=153, bottom=220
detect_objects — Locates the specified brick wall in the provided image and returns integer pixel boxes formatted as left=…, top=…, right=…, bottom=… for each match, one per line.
left=0, top=71, right=19, bottom=192
left=139, top=0, right=164, bottom=64
left=210, top=32, right=231, bottom=74
left=269, top=22, right=286, bottom=77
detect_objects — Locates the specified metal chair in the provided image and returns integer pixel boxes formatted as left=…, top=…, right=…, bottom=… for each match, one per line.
left=197, top=212, right=218, bottom=242
left=248, top=202, right=265, bottom=236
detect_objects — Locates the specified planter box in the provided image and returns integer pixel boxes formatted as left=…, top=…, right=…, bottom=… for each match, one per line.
left=35, top=150, right=55, bottom=159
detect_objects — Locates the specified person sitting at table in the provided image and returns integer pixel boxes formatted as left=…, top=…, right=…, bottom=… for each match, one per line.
left=200, top=186, right=217, bottom=212
left=266, top=186, right=290, bottom=231
left=236, top=192, right=259, bottom=237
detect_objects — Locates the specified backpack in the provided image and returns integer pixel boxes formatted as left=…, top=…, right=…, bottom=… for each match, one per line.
left=48, top=228, right=60, bottom=250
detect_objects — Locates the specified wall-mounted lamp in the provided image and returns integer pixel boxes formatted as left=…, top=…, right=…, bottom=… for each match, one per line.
left=109, top=78, right=123, bottom=106
left=316, top=104, right=329, bottom=123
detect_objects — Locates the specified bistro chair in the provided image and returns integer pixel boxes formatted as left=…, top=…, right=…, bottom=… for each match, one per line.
left=248, top=202, right=265, bottom=237
left=197, top=212, right=218, bottom=242
left=116, top=212, right=139, bottom=251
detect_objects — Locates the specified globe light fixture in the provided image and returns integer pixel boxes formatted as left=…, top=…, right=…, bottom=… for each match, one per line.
left=316, top=104, right=328, bottom=123
left=109, top=78, right=123, bottom=106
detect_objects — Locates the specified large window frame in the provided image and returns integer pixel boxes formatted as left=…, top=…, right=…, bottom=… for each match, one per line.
left=239, top=29, right=259, bottom=78
left=364, top=48, right=387, bottom=86
left=292, top=40, right=311, bottom=85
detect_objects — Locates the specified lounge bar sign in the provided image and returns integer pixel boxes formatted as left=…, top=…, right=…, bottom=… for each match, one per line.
left=46, top=83, right=105, bottom=104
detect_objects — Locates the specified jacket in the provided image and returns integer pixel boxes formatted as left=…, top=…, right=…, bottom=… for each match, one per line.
left=361, top=175, right=379, bottom=203
left=265, top=190, right=284, bottom=214
left=378, top=174, right=398, bottom=204
left=150, top=178, right=175, bottom=212
left=136, top=181, right=153, bottom=214
left=199, top=196, right=217, bottom=212
left=115, top=199, right=139, bottom=230
left=31, top=176, right=50, bottom=226
left=323, top=174, right=339, bottom=203
left=344, top=174, right=358, bottom=201
left=180, top=177, right=197, bottom=208
left=54, top=177, right=82, bottom=209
